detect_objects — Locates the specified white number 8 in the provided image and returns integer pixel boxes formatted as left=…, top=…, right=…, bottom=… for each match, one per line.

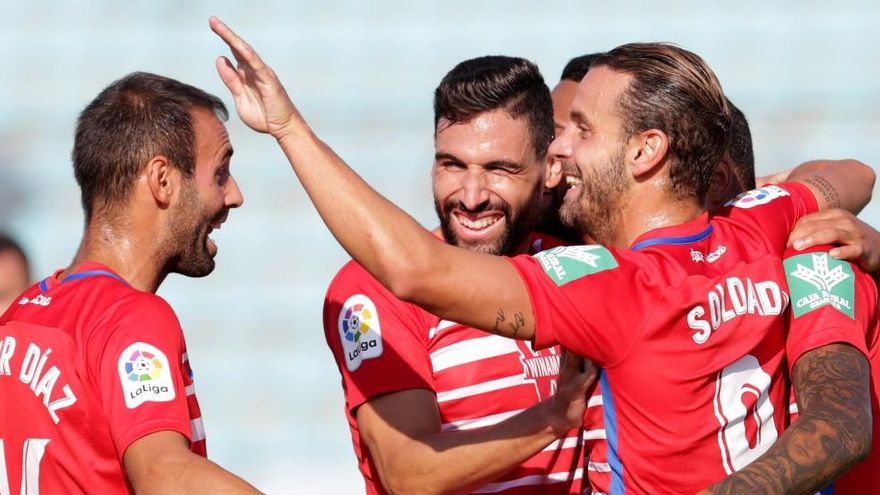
left=713, top=354, right=779, bottom=474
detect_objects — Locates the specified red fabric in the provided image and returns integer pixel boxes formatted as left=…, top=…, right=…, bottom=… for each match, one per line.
left=505, top=183, right=817, bottom=493
left=324, top=260, right=585, bottom=494
left=0, top=261, right=204, bottom=494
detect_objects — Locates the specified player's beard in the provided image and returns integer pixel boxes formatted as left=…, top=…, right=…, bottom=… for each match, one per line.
left=165, top=181, right=222, bottom=278
left=559, top=148, right=630, bottom=245
left=435, top=180, right=544, bottom=256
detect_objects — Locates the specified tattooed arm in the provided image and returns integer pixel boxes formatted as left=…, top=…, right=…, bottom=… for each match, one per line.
left=784, top=159, right=874, bottom=214
left=700, top=344, right=872, bottom=495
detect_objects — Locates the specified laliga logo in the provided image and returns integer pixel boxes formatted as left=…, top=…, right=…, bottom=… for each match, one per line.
left=118, top=343, right=175, bottom=408
left=338, top=294, right=384, bottom=371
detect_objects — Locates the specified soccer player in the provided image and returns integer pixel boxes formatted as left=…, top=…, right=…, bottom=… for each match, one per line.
left=697, top=109, right=879, bottom=493
left=324, top=56, right=593, bottom=494
left=0, top=73, right=261, bottom=493
left=210, top=19, right=874, bottom=492
left=0, top=234, right=31, bottom=312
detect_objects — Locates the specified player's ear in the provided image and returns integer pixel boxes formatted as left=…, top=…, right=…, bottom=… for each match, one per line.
left=545, top=156, right=562, bottom=189
left=628, top=129, right=668, bottom=179
left=144, top=156, right=178, bottom=208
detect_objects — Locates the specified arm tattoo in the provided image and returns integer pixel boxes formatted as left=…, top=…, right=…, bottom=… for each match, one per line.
left=705, top=344, right=871, bottom=495
left=493, top=309, right=527, bottom=337
left=803, top=175, right=841, bottom=209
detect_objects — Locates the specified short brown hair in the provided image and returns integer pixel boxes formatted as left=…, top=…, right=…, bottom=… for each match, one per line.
left=73, top=72, right=228, bottom=221
left=593, top=43, right=730, bottom=202
left=434, top=56, right=553, bottom=160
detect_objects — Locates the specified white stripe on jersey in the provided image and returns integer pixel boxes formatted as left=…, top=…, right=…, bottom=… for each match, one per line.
left=584, top=429, right=606, bottom=441
left=588, top=461, right=610, bottom=472
left=428, top=319, right=459, bottom=339
left=185, top=383, right=196, bottom=396
left=789, top=402, right=798, bottom=415
left=441, top=409, right=524, bottom=432
left=429, top=335, right=519, bottom=372
left=541, top=432, right=588, bottom=452
left=182, top=352, right=189, bottom=363
left=588, top=395, right=603, bottom=408
left=191, top=417, right=206, bottom=442
left=472, top=468, right=584, bottom=493
left=436, top=374, right=526, bottom=402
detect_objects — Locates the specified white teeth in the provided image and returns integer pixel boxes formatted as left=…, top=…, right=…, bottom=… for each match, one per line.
left=565, top=176, right=583, bottom=186
left=457, top=215, right=500, bottom=230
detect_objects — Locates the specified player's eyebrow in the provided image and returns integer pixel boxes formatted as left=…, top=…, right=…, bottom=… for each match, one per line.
left=434, top=151, right=462, bottom=163
left=570, top=109, right=590, bottom=127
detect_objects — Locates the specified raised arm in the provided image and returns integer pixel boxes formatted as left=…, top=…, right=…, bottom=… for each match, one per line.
left=209, top=17, right=534, bottom=339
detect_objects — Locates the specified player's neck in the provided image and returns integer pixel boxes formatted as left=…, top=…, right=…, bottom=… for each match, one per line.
left=64, top=220, right=167, bottom=294
left=615, top=189, right=705, bottom=248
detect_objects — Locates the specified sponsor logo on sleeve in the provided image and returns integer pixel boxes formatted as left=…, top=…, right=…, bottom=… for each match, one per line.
left=725, top=185, right=790, bottom=209
left=784, top=253, right=855, bottom=319
left=118, top=342, right=176, bottom=408
left=338, top=294, right=383, bottom=372
left=534, top=245, right=618, bottom=286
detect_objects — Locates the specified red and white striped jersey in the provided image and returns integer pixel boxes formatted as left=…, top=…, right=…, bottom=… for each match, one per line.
left=324, top=261, right=585, bottom=495
left=0, top=261, right=205, bottom=494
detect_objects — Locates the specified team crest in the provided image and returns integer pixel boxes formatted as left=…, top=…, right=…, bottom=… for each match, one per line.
left=118, top=342, right=176, bottom=408
left=338, top=294, right=384, bottom=371
left=725, top=186, right=790, bottom=209
left=535, top=245, right=618, bottom=286
left=784, top=253, right=855, bottom=319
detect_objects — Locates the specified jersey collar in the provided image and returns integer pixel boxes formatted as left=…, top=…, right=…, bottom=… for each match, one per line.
left=39, top=261, right=129, bottom=293
left=629, top=212, right=712, bottom=251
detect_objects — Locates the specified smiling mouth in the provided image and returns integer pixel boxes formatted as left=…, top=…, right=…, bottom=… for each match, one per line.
left=454, top=212, right=503, bottom=232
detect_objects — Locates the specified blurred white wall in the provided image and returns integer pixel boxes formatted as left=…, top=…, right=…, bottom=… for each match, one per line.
left=1, top=1, right=878, bottom=492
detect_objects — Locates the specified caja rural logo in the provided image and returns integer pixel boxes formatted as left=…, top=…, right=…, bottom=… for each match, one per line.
left=725, top=185, right=790, bottom=209
left=338, top=294, right=384, bottom=371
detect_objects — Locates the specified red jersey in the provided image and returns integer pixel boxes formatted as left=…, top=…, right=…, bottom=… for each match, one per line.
left=0, top=262, right=205, bottom=494
left=529, top=232, right=610, bottom=493
left=783, top=244, right=879, bottom=494
left=507, top=183, right=817, bottom=493
left=324, top=261, right=585, bottom=495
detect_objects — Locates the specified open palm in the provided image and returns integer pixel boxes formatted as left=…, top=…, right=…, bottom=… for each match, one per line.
left=210, top=17, right=299, bottom=138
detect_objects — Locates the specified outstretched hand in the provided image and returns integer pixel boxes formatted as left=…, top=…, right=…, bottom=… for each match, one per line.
left=209, top=16, right=301, bottom=140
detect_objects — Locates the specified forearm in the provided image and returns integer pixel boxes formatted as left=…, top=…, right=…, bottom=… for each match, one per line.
left=274, top=125, right=535, bottom=338
left=276, top=124, right=437, bottom=293
left=700, top=344, right=871, bottom=495
left=788, top=159, right=875, bottom=214
left=125, top=432, right=262, bottom=495
left=374, top=400, right=570, bottom=495
left=134, top=456, right=262, bottom=495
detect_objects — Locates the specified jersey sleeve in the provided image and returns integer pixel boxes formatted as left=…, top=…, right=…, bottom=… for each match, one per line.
left=323, top=261, right=434, bottom=413
left=783, top=244, right=877, bottom=372
left=85, top=294, right=193, bottom=459
left=720, top=182, right=818, bottom=251
left=506, top=246, right=657, bottom=367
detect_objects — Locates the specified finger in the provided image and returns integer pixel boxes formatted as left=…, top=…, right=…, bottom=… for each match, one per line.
left=209, top=16, right=268, bottom=71
left=215, top=56, right=243, bottom=97
left=829, top=244, right=863, bottom=262
left=790, top=227, right=853, bottom=250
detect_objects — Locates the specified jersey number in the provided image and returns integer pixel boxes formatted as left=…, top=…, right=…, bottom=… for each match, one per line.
left=0, top=439, right=49, bottom=495
left=712, top=354, right=778, bottom=474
